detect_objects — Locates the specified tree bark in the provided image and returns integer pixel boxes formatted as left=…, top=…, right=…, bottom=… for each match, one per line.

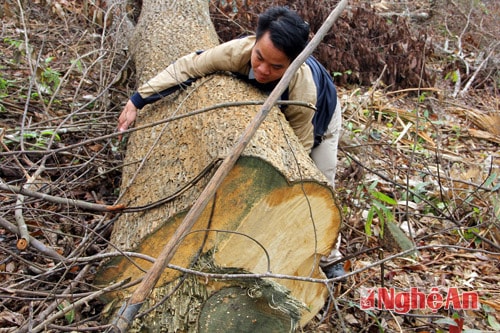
left=97, top=0, right=341, bottom=331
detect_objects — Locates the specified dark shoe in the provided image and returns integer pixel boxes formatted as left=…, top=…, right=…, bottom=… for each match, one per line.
left=322, top=262, right=346, bottom=279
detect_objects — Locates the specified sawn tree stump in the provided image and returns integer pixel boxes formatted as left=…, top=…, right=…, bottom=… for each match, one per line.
left=97, top=1, right=341, bottom=331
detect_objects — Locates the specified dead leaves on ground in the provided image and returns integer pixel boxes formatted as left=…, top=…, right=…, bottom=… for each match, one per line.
left=323, top=85, right=499, bottom=332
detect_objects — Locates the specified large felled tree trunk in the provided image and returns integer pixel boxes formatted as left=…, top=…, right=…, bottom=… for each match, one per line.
left=97, top=0, right=341, bottom=331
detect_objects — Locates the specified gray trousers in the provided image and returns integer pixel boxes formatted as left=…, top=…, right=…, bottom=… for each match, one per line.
left=311, top=99, right=344, bottom=263
left=311, top=98, right=342, bottom=188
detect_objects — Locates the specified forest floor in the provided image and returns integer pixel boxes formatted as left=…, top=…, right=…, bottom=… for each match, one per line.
left=0, top=1, right=499, bottom=332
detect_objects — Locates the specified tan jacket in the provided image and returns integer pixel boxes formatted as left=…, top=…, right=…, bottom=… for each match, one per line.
left=135, top=36, right=317, bottom=151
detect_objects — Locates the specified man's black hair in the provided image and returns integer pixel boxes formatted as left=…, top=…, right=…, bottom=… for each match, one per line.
left=256, top=7, right=309, bottom=61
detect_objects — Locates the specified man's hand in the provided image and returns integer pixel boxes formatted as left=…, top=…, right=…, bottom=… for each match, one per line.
left=117, top=100, right=138, bottom=140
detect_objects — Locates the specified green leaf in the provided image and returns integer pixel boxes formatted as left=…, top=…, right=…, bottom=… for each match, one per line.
left=488, top=314, right=500, bottom=331
left=22, top=131, right=38, bottom=139
left=71, top=59, right=83, bottom=73
left=57, top=301, right=75, bottom=324
left=385, top=220, right=417, bottom=256
left=372, top=200, right=387, bottom=211
left=445, top=70, right=459, bottom=83
left=462, top=227, right=479, bottom=241
left=413, top=181, right=431, bottom=193
left=493, top=195, right=500, bottom=222
left=382, top=207, right=394, bottom=223
left=482, top=304, right=493, bottom=312
left=41, top=129, right=61, bottom=141
left=368, top=180, right=378, bottom=191
left=65, top=309, right=75, bottom=324
left=365, top=208, right=375, bottom=237
left=483, top=172, right=497, bottom=188
left=371, top=201, right=394, bottom=224
left=418, top=92, right=427, bottom=103
left=371, top=191, right=397, bottom=206
left=434, top=317, right=458, bottom=326
left=376, top=207, right=385, bottom=236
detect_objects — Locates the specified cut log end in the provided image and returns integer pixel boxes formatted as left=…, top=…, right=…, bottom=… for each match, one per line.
left=97, top=156, right=340, bottom=327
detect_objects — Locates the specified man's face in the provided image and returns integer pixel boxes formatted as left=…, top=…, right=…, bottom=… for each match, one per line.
left=251, top=32, right=290, bottom=84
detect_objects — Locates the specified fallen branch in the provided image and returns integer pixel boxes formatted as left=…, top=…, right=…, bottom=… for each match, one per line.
left=14, top=166, right=46, bottom=250
left=0, top=215, right=64, bottom=262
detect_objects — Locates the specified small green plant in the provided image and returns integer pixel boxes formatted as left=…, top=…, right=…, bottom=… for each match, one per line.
left=332, top=69, right=352, bottom=78
left=70, top=58, right=84, bottom=73
left=346, top=121, right=362, bottom=135
left=0, top=74, right=13, bottom=112
left=38, top=57, right=61, bottom=94
left=4, top=37, right=22, bottom=48
left=484, top=303, right=500, bottom=331
left=459, top=226, right=481, bottom=245
left=364, top=181, right=397, bottom=238
left=363, top=181, right=418, bottom=255
left=402, top=181, right=431, bottom=204
left=0, top=76, right=13, bottom=93
left=57, top=300, right=75, bottom=324
left=2, top=129, right=61, bottom=150
left=445, top=69, right=460, bottom=84
left=3, top=37, right=25, bottom=63
left=418, top=92, right=428, bottom=103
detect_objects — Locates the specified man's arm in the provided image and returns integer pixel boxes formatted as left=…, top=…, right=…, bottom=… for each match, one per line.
left=134, top=36, right=255, bottom=107
left=117, top=36, right=255, bottom=133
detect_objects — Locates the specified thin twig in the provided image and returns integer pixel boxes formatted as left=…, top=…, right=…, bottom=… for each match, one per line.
left=0, top=182, right=125, bottom=212
left=129, top=244, right=499, bottom=284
